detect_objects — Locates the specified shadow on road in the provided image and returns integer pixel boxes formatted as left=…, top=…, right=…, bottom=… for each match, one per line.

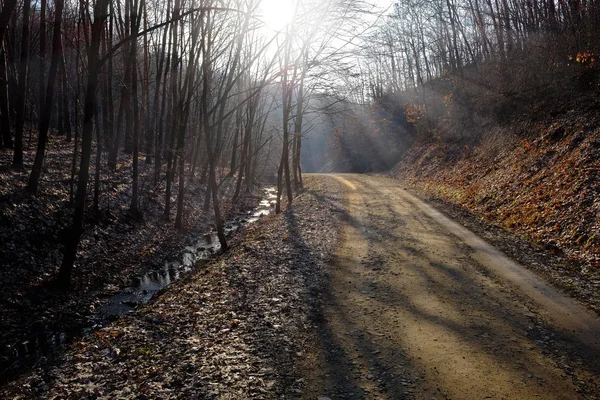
left=294, top=174, right=600, bottom=399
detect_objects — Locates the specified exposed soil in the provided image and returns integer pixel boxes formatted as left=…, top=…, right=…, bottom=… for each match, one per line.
left=402, top=190, right=600, bottom=318
left=392, top=109, right=600, bottom=264
left=305, top=174, right=600, bottom=399
left=391, top=111, right=600, bottom=316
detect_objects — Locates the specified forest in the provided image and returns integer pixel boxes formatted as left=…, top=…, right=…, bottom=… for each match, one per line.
left=0, top=0, right=368, bottom=285
left=0, top=0, right=597, bottom=281
left=323, top=0, right=600, bottom=171
left=1, top=0, right=600, bottom=397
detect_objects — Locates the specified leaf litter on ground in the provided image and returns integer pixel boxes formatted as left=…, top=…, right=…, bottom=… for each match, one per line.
left=0, top=175, right=345, bottom=399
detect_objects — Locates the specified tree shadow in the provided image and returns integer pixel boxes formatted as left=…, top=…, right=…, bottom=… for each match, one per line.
left=276, top=177, right=600, bottom=398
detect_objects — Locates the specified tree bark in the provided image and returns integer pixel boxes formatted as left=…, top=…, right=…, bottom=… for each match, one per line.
left=0, top=0, right=17, bottom=149
left=200, top=9, right=227, bottom=251
left=163, top=0, right=180, bottom=221
left=0, top=43, right=12, bottom=149
left=12, top=0, right=29, bottom=166
left=58, top=0, right=109, bottom=286
left=129, top=0, right=144, bottom=218
left=60, top=53, right=72, bottom=142
left=27, top=0, right=65, bottom=194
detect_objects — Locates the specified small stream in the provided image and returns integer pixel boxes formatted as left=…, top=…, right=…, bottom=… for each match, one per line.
left=4, top=187, right=277, bottom=379
left=94, top=186, right=277, bottom=321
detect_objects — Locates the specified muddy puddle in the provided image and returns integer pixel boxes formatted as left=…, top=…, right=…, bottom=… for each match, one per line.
left=3, top=187, right=277, bottom=380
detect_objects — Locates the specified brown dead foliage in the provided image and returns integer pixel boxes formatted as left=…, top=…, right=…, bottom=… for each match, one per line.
left=392, top=108, right=600, bottom=314
left=0, top=176, right=344, bottom=398
left=0, top=137, right=255, bottom=383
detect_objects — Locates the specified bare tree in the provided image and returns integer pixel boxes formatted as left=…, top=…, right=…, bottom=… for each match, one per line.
left=12, top=0, right=31, bottom=168
left=59, top=0, right=110, bottom=286
left=27, top=0, right=66, bottom=194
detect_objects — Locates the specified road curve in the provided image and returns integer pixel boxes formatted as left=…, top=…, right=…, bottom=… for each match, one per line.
left=311, top=173, right=600, bottom=399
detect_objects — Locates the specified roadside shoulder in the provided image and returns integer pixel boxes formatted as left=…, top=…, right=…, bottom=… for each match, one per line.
left=390, top=175, right=600, bottom=317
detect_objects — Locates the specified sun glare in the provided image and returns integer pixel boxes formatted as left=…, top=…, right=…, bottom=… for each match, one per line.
left=261, top=0, right=296, bottom=31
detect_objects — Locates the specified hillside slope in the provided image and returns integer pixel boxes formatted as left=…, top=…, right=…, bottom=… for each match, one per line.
left=391, top=107, right=600, bottom=309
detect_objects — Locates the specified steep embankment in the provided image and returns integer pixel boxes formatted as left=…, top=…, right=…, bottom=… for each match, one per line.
left=391, top=108, right=600, bottom=309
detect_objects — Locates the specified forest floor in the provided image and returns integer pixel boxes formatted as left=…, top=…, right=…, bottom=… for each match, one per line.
left=0, top=137, right=258, bottom=383
left=391, top=105, right=600, bottom=316
left=2, top=173, right=599, bottom=399
left=0, top=175, right=343, bottom=398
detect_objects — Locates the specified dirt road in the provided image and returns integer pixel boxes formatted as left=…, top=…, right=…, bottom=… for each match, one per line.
left=306, top=174, right=600, bottom=399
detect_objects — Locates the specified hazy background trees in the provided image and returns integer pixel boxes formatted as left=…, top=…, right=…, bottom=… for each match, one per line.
left=318, top=0, right=600, bottom=171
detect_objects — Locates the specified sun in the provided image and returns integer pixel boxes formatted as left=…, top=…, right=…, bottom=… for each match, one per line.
left=261, top=0, right=296, bottom=31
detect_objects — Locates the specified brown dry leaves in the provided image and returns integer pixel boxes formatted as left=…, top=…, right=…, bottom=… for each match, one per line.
left=0, top=176, right=344, bottom=399
left=392, top=111, right=600, bottom=314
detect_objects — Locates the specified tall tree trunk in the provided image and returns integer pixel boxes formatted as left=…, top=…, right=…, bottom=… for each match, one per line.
left=100, top=28, right=111, bottom=148
left=174, top=13, right=199, bottom=229
left=105, top=0, right=114, bottom=147
left=60, top=53, right=72, bottom=142
left=278, top=32, right=293, bottom=212
left=0, top=0, right=17, bottom=42
left=142, top=1, right=151, bottom=164
left=152, top=0, right=171, bottom=183
left=93, top=106, right=102, bottom=212
left=39, top=0, right=47, bottom=128
left=58, top=0, right=109, bottom=286
left=163, top=0, right=180, bottom=220
left=108, top=0, right=132, bottom=169
left=129, top=0, right=144, bottom=218
left=154, top=46, right=170, bottom=184
left=292, top=66, right=306, bottom=191
left=57, top=74, right=64, bottom=135
left=27, top=0, right=65, bottom=194
left=12, top=0, right=29, bottom=167
left=0, top=0, right=17, bottom=149
left=0, top=43, right=12, bottom=148
left=122, top=0, right=133, bottom=155
left=276, top=31, right=291, bottom=214
left=200, top=9, right=227, bottom=251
